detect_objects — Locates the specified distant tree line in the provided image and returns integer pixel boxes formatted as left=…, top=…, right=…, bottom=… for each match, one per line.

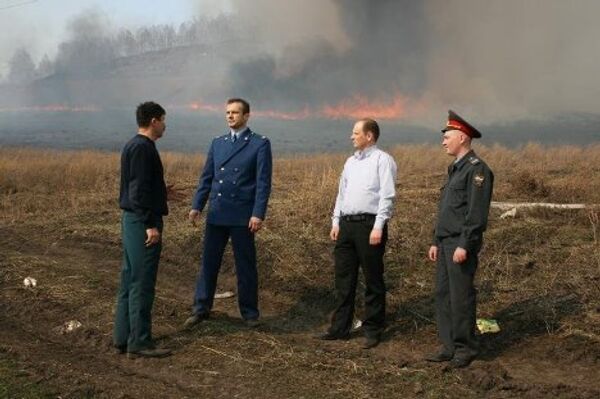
left=4, top=15, right=241, bottom=84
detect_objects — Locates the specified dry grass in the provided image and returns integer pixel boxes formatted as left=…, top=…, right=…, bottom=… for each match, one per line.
left=1, top=143, right=599, bottom=310
left=1, top=143, right=599, bottom=398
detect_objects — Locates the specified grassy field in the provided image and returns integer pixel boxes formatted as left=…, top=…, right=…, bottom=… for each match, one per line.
left=0, top=143, right=599, bottom=398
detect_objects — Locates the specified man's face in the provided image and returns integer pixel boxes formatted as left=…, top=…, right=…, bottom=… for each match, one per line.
left=442, top=129, right=465, bottom=156
left=151, top=114, right=166, bottom=138
left=351, top=121, right=373, bottom=151
left=226, top=102, right=250, bottom=130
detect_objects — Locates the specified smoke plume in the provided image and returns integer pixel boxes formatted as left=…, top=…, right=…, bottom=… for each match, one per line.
left=2, top=0, right=600, bottom=127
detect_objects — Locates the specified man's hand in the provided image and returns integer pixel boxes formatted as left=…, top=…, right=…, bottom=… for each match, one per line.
left=145, top=227, right=160, bottom=247
left=166, top=184, right=185, bottom=202
left=453, top=247, right=468, bottom=264
left=428, top=245, right=438, bottom=262
left=189, top=209, right=201, bottom=225
left=369, top=228, right=383, bottom=245
left=330, top=226, right=339, bottom=241
left=248, top=216, right=263, bottom=233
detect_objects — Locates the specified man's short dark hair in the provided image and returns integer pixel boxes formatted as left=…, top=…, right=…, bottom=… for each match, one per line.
left=360, top=118, right=380, bottom=141
left=227, top=98, right=250, bottom=114
left=136, top=101, right=166, bottom=128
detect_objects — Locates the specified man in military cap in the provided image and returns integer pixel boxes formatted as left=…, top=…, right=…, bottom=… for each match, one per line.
left=425, top=110, right=494, bottom=368
left=184, top=98, right=272, bottom=328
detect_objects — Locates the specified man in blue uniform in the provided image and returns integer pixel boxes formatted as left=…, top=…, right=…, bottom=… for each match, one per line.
left=426, top=110, right=494, bottom=368
left=185, top=98, right=272, bottom=328
left=114, top=101, right=181, bottom=358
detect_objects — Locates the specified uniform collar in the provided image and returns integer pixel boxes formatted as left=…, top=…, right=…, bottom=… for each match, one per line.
left=451, top=149, right=476, bottom=171
left=230, top=126, right=250, bottom=137
left=353, top=144, right=378, bottom=160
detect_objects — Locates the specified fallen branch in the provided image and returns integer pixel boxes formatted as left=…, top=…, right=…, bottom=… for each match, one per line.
left=491, top=201, right=591, bottom=211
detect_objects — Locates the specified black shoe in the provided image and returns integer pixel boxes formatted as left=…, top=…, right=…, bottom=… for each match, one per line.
left=245, top=319, right=261, bottom=328
left=449, top=356, right=474, bottom=369
left=113, top=345, right=126, bottom=355
left=127, top=348, right=172, bottom=359
left=424, top=351, right=454, bottom=362
left=316, top=331, right=350, bottom=341
left=362, top=336, right=380, bottom=349
left=183, top=312, right=209, bottom=329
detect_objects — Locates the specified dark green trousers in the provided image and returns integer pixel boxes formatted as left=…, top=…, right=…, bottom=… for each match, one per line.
left=330, top=218, right=387, bottom=338
left=113, top=211, right=162, bottom=352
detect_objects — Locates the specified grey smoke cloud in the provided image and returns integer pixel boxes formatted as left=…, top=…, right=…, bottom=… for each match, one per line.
left=2, top=0, right=599, bottom=126
left=422, top=0, right=600, bottom=123
left=224, top=0, right=428, bottom=114
left=219, top=0, right=600, bottom=123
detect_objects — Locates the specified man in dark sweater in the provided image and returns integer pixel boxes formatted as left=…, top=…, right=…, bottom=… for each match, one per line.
left=114, top=101, right=178, bottom=358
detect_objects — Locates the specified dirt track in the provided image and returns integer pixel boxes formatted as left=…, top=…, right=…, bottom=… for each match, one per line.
left=1, top=222, right=599, bottom=399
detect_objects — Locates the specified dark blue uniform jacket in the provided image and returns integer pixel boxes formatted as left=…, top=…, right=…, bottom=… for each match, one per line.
left=192, top=128, right=272, bottom=226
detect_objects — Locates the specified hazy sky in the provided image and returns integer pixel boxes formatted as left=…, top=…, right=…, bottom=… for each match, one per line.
left=0, top=0, right=231, bottom=74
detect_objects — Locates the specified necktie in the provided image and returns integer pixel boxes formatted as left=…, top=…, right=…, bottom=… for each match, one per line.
left=231, top=134, right=237, bottom=143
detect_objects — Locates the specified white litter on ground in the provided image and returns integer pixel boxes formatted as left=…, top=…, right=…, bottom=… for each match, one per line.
left=64, top=320, right=82, bottom=332
left=500, top=208, right=517, bottom=219
left=214, top=291, right=235, bottom=299
left=23, top=277, right=37, bottom=287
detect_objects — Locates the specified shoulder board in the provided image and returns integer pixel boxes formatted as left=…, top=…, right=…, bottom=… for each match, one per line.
left=468, top=157, right=480, bottom=165
left=252, top=133, right=268, bottom=140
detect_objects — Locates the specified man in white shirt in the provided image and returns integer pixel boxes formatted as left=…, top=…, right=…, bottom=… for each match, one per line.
left=318, top=118, right=397, bottom=349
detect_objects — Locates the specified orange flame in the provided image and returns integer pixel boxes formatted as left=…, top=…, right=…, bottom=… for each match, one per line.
left=321, top=95, right=409, bottom=120
left=0, top=95, right=422, bottom=119
left=253, top=107, right=311, bottom=121
left=184, top=94, right=424, bottom=121
left=0, top=104, right=100, bottom=112
left=185, top=102, right=312, bottom=120
left=187, top=101, right=221, bottom=113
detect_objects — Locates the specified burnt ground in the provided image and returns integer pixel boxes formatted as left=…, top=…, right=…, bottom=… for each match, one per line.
left=1, top=221, right=599, bottom=399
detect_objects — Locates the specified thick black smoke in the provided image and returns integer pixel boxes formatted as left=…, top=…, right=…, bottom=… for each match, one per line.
left=229, top=0, right=428, bottom=110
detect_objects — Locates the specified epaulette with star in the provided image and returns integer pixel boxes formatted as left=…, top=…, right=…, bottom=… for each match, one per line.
left=468, top=156, right=480, bottom=165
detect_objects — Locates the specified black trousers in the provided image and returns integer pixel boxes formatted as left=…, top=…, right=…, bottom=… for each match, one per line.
left=435, top=239, right=479, bottom=359
left=329, top=219, right=387, bottom=338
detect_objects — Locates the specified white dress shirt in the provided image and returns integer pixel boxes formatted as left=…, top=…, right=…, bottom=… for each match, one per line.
left=332, top=145, right=397, bottom=230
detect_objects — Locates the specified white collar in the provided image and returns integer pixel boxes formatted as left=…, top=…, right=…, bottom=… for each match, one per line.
left=353, top=145, right=378, bottom=159
left=230, top=126, right=248, bottom=136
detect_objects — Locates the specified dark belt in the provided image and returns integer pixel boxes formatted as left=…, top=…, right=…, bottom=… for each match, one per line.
left=341, top=213, right=376, bottom=222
